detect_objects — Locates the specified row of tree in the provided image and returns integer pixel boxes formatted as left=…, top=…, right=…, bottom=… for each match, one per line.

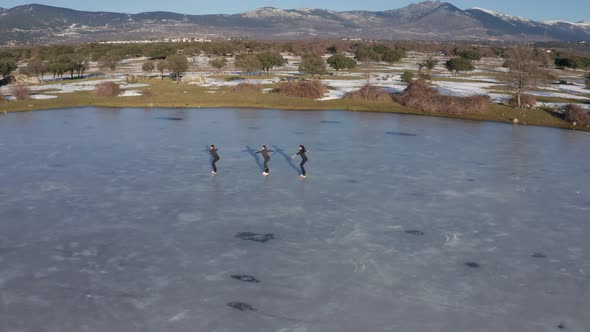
left=140, top=52, right=360, bottom=77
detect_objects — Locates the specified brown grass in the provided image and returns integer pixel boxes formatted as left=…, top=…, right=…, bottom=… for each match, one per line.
left=232, top=83, right=262, bottom=94
left=563, top=104, right=590, bottom=126
left=93, top=82, right=121, bottom=97
left=11, top=85, right=31, bottom=101
left=396, top=80, right=491, bottom=114
left=278, top=80, right=326, bottom=99
left=345, top=85, right=394, bottom=102
left=141, top=89, right=155, bottom=98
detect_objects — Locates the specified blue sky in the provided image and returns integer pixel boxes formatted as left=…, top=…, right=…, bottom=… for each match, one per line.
left=1, top=0, right=588, bottom=22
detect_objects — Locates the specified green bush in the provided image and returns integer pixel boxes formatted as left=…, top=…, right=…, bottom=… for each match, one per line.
left=327, top=54, right=357, bottom=71
left=401, top=71, right=414, bottom=84
left=299, top=54, right=327, bottom=76
left=554, top=57, right=590, bottom=69
left=459, top=49, right=481, bottom=61
left=445, top=57, right=475, bottom=73
left=0, top=58, right=18, bottom=78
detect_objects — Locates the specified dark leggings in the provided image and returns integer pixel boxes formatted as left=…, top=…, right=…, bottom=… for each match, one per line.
left=212, top=156, right=220, bottom=172
left=300, top=157, right=308, bottom=176
left=263, top=159, right=270, bottom=173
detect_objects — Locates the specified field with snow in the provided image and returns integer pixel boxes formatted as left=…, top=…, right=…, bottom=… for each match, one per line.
left=2, top=52, right=589, bottom=112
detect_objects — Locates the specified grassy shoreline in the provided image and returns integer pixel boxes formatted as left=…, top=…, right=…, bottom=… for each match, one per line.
left=1, top=80, right=588, bottom=133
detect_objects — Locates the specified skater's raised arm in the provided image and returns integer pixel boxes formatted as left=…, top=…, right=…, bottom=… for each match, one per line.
left=256, top=145, right=269, bottom=154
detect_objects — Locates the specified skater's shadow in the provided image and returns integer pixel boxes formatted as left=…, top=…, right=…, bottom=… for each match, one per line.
left=272, top=145, right=299, bottom=174
left=243, top=145, right=263, bottom=170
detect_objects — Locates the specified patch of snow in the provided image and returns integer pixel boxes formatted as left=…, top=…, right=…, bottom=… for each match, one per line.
left=547, top=83, right=590, bottom=95
left=242, top=7, right=302, bottom=19
left=119, top=90, right=142, bottom=97
left=539, top=102, right=590, bottom=111
left=201, top=77, right=280, bottom=88
left=433, top=81, right=509, bottom=102
left=30, top=94, right=58, bottom=100
left=531, top=91, right=590, bottom=101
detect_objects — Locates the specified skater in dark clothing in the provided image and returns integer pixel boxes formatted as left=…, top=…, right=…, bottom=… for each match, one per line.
left=292, top=145, right=308, bottom=178
left=255, top=145, right=274, bottom=175
left=209, top=145, right=220, bottom=175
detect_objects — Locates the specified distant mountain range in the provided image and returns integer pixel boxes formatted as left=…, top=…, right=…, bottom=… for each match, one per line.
left=1, top=1, right=589, bottom=45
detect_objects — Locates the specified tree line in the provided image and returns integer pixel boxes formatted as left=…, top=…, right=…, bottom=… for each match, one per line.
left=1, top=39, right=589, bottom=110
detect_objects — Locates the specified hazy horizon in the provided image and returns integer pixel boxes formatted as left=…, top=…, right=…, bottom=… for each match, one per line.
left=1, top=0, right=588, bottom=23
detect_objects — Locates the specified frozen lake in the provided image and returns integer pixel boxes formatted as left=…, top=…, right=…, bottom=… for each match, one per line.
left=0, top=107, right=589, bottom=332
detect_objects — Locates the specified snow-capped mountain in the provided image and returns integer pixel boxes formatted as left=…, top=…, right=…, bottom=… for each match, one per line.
left=469, top=7, right=532, bottom=24
left=544, top=20, right=590, bottom=28
left=0, top=1, right=588, bottom=45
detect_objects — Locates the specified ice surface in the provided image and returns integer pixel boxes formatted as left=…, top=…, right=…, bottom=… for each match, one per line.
left=0, top=108, right=589, bottom=332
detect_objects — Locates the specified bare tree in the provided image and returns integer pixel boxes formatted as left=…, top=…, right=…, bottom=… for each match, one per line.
left=504, top=47, right=552, bottom=108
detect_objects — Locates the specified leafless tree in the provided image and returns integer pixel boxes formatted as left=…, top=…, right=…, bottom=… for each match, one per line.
left=504, top=47, right=552, bottom=108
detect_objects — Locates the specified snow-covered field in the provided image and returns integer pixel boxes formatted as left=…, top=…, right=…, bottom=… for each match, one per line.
left=2, top=52, right=589, bottom=110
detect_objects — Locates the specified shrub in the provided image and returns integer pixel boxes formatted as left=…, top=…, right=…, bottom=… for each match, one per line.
left=563, top=104, right=590, bottom=126
left=396, top=80, right=491, bottom=114
left=11, top=84, right=30, bottom=100
left=93, top=82, right=121, bottom=97
left=509, top=94, right=537, bottom=108
left=345, top=85, right=393, bottom=102
left=232, top=83, right=262, bottom=94
left=401, top=71, right=414, bottom=84
left=226, top=76, right=246, bottom=82
left=278, top=80, right=326, bottom=99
